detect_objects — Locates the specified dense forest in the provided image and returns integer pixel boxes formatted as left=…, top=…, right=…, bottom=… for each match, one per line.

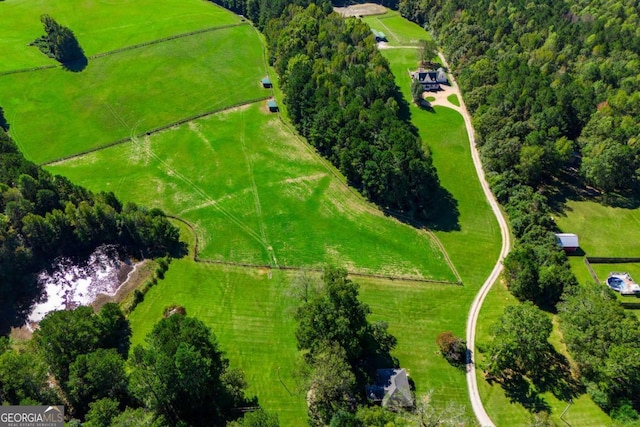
left=0, top=128, right=182, bottom=333
left=264, top=5, right=440, bottom=217
left=398, top=0, right=640, bottom=418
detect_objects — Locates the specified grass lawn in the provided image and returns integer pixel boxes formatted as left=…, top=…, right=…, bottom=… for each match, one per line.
left=0, top=0, right=240, bottom=72
left=555, top=199, right=640, bottom=320
left=364, top=12, right=432, bottom=46
left=373, top=22, right=501, bottom=288
left=447, top=94, right=460, bottom=106
left=371, top=13, right=502, bottom=418
left=47, top=103, right=456, bottom=280
left=475, top=281, right=612, bottom=426
left=1, top=25, right=265, bottom=164
left=128, top=256, right=477, bottom=425
left=128, top=261, right=307, bottom=425
left=359, top=278, right=471, bottom=412
left=554, top=200, right=640, bottom=257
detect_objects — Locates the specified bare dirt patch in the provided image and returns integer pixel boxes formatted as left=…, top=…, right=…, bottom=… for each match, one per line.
left=334, top=3, right=387, bottom=17
left=92, top=259, right=153, bottom=310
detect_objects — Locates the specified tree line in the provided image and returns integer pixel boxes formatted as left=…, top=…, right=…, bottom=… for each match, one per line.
left=397, top=0, right=640, bottom=419
left=208, top=0, right=442, bottom=217
left=0, top=305, right=277, bottom=426
left=263, top=5, right=440, bottom=218
left=0, top=128, right=182, bottom=333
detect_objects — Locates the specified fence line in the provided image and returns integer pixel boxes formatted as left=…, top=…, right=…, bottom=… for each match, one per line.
left=276, top=109, right=461, bottom=285
left=583, top=257, right=600, bottom=283
left=585, top=256, right=640, bottom=264
left=166, top=215, right=461, bottom=286
left=40, top=96, right=270, bottom=166
left=87, top=23, right=248, bottom=60
left=0, top=23, right=249, bottom=78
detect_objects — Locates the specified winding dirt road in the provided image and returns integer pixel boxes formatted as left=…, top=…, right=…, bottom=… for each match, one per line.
left=435, top=53, right=512, bottom=427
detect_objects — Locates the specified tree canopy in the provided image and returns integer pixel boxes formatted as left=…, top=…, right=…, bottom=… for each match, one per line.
left=129, top=313, right=251, bottom=426
left=32, top=15, right=85, bottom=64
left=293, top=268, right=399, bottom=424
left=264, top=5, right=440, bottom=218
left=0, top=128, right=181, bottom=332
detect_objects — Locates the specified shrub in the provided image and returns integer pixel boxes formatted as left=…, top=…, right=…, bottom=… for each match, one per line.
left=436, top=331, right=466, bottom=366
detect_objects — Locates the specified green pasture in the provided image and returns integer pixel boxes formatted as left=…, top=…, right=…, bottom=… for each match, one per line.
left=554, top=200, right=640, bottom=257
left=1, top=25, right=264, bottom=164
left=374, top=17, right=500, bottom=290
left=360, top=279, right=472, bottom=413
left=128, top=258, right=476, bottom=425
left=47, top=104, right=455, bottom=280
left=555, top=199, right=640, bottom=319
left=0, top=0, right=239, bottom=72
left=371, top=13, right=503, bottom=419
left=128, top=261, right=306, bottom=425
left=363, top=12, right=432, bottom=46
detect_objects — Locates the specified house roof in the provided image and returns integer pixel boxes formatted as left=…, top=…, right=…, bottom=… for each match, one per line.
left=366, top=368, right=413, bottom=408
left=555, top=233, right=579, bottom=248
left=414, top=67, right=447, bottom=84
left=261, top=77, right=271, bottom=85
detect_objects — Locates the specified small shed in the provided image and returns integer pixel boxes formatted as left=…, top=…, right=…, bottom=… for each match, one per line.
left=267, top=100, right=278, bottom=112
left=371, top=29, right=387, bottom=42
left=261, top=77, right=272, bottom=88
left=555, top=233, right=579, bottom=252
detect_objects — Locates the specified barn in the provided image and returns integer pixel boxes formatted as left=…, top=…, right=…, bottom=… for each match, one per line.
left=555, top=233, right=579, bottom=252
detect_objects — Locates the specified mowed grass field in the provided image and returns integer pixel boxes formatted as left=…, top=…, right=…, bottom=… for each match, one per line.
left=555, top=199, right=640, bottom=320
left=367, top=12, right=429, bottom=45
left=365, top=13, right=500, bottom=286
left=0, top=0, right=239, bottom=72
left=1, top=24, right=265, bottom=164
left=48, top=103, right=456, bottom=280
left=368, top=11, right=613, bottom=425
left=128, top=258, right=477, bottom=425
left=5, top=2, right=522, bottom=424
left=366, top=11, right=504, bottom=419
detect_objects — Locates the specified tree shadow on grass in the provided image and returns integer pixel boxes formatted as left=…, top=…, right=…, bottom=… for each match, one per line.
left=0, top=106, right=9, bottom=131
left=501, top=374, right=551, bottom=413
left=424, top=185, right=460, bottom=231
left=530, top=351, right=583, bottom=402
left=547, top=168, right=640, bottom=215
left=62, top=55, right=88, bottom=72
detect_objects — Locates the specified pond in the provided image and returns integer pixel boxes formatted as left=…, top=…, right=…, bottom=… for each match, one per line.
left=27, top=245, right=136, bottom=327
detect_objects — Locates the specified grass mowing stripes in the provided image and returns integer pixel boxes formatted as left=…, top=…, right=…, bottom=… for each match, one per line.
left=0, top=0, right=240, bottom=72
left=47, top=104, right=456, bottom=280
left=127, top=261, right=307, bottom=425
left=0, top=25, right=265, bottom=164
left=369, top=13, right=503, bottom=419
